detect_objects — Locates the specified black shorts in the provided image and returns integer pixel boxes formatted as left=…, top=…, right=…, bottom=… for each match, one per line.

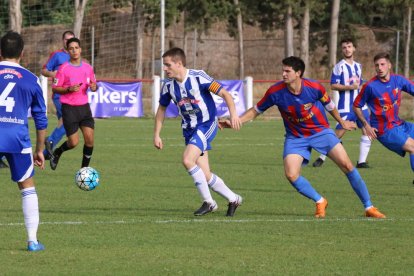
left=62, top=103, right=95, bottom=136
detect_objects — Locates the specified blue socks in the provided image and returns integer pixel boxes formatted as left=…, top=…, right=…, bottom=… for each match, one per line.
left=291, top=176, right=322, bottom=202
left=346, top=168, right=372, bottom=208
left=49, top=125, right=66, bottom=145
left=410, top=154, right=414, bottom=171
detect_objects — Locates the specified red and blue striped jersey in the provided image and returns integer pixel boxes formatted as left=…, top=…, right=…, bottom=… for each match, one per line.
left=354, top=74, right=414, bottom=135
left=255, top=79, right=331, bottom=138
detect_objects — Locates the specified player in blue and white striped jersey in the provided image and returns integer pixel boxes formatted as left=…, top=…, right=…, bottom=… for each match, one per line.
left=313, top=38, right=371, bottom=168
left=154, top=47, right=242, bottom=217
left=0, top=31, right=48, bottom=251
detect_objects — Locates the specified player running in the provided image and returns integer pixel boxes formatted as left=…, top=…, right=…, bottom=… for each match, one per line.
left=154, top=47, right=243, bottom=217
left=223, top=56, right=385, bottom=219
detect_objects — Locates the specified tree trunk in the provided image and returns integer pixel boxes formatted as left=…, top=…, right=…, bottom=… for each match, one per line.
left=234, top=0, right=244, bottom=79
left=300, top=0, right=310, bottom=77
left=133, top=1, right=144, bottom=79
left=74, top=0, right=88, bottom=38
left=285, top=4, right=294, bottom=57
left=404, top=5, right=411, bottom=78
left=9, top=0, right=22, bottom=33
left=328, top=0, right=340, bottom=70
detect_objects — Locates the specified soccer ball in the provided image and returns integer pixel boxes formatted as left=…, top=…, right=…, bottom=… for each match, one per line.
left=74, top=167, right=100, bottom=191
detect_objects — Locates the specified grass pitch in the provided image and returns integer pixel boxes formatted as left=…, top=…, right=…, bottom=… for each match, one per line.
left=1, top=118, right=413, bottom=275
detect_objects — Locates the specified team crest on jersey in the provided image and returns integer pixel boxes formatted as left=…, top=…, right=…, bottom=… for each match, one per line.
left=303, top=103, right=313, bottom=110
left=53, top=78, right=59, bottom=85
left=392, top=88, right=399, bottom=97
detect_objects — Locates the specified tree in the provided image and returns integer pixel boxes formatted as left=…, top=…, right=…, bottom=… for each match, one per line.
left=403, top=1, right=412, bottom=77
left=328, top=0, right=340, bottom=70
left=285, top=3, right=294, bottom=57
left=74, top=0, right=88, bottom=37
left=234, top=0, right=244, bottom=79
left=9, top=0, right=22, bottom=33
left=299, top=0, right=310, bottom=77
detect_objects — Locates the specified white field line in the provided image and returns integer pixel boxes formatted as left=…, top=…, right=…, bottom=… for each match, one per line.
left=1, top=217, right=413, bottom=227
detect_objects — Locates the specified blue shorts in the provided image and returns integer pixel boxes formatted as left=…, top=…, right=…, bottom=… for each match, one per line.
left=336, top=109, right=370, bottom=130
left=183, top=120, right=218, bottom=152
left=0, top=152, right=34, bottom=182
left=377, top=122, right=414, bottom=157
left=283, top=128, right=341, bottom=165
left=53, top=93, right=62, bottom=119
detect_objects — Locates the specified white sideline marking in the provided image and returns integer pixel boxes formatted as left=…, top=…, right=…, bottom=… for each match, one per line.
left=0, top=217, right=413, bottom=227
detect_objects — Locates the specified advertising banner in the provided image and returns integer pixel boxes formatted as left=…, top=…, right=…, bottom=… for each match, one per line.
left=88, top=81, right=143, bottom=118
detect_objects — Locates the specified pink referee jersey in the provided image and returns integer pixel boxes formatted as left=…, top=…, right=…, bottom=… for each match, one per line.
left=53, top=61, right=96, bottom=106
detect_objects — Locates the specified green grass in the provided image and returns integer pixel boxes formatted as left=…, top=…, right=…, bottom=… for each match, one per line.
left=1, top=118, right=413, bottom=275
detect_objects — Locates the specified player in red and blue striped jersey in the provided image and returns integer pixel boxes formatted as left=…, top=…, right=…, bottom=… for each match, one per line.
left=233, top=56, right=385, bottom=218
left=354, top=52, right=414, bottom=184
left=154, top=47, right=243, bottom=217
left=0, top=31, right=48, bottom=251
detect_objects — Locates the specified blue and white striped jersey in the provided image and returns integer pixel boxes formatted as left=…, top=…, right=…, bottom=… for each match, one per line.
left=331, top=59, right=367, bottom=113
left=0, top=61, right=47, bottom=153
left=159, top=69, right=223, bottom=129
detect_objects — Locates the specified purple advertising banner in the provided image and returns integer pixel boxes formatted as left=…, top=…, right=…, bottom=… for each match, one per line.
left=165, top=80, right=245, bottom=118
left=88, top=81, right=143, bottom=118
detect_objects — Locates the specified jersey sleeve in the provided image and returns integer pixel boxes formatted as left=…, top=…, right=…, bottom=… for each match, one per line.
left=317, top=83, right=332, bottom=107
left=43, top=52, right=58, bottom=71
left=354, top=83, right=368, bottom=108
left=330, top=64, right=342, bottom=85
left=31, top=79, right=48, bottom=130
left=400, top=76, right=414, bottom=96
left=52, top=64, right=66, bottom=88
left=255, top=87, right=277, bottom=113
left=159, top=82, right=172, bottom=107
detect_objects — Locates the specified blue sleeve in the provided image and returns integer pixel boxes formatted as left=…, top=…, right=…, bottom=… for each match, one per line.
left=159, top=83, right=172, bottom=107
left=30, top=83, right=48, bottom=130
left=401, top=77, right=414, bottom=96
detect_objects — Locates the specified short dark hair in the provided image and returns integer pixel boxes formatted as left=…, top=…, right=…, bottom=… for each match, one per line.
left=374, top=52, right=391, bottom=63
left=340, top=37, right=355, bottom=45
left=162, top=47, right=186, bottom=66
left=282, top=56, right=305, bottom=77
left=66, top=37, right=81, bottom=48
left=62, top=30, right=75, bottom=40
left=0, top=31, right=24, bottom=59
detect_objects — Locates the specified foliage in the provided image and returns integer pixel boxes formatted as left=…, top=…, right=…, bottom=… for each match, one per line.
left=22, top=0, right=74, bottom=26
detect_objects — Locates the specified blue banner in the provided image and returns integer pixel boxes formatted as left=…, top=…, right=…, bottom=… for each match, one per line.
left=165, top=80, right=246, bottom=118
left=88, top=82, right=143, bottom=118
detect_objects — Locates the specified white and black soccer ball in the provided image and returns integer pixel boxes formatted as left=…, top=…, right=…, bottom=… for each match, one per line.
left=74, top=167, right=100, bottom=191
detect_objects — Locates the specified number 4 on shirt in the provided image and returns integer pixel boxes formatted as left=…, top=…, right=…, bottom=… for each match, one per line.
left=0, top=82, right=16, bottom=112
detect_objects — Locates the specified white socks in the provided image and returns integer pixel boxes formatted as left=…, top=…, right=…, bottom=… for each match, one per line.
left=319, top=154, right=327, bottom=161
left=188, top=165, right=213, bottom=203
left=208, top=174, right=237, bottom=202
left=358, top=135, right=371, bottom=163
left=21, top=187, right=39, bottom=242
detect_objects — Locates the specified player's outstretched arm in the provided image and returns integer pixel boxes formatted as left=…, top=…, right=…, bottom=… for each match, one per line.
left=217, top=88, right=242, bottom=130
left=240, top=107, right=260, bottom=124
left=154, top=105, right=167, bottom=150
left=353, top=106, right=377, bottom=140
